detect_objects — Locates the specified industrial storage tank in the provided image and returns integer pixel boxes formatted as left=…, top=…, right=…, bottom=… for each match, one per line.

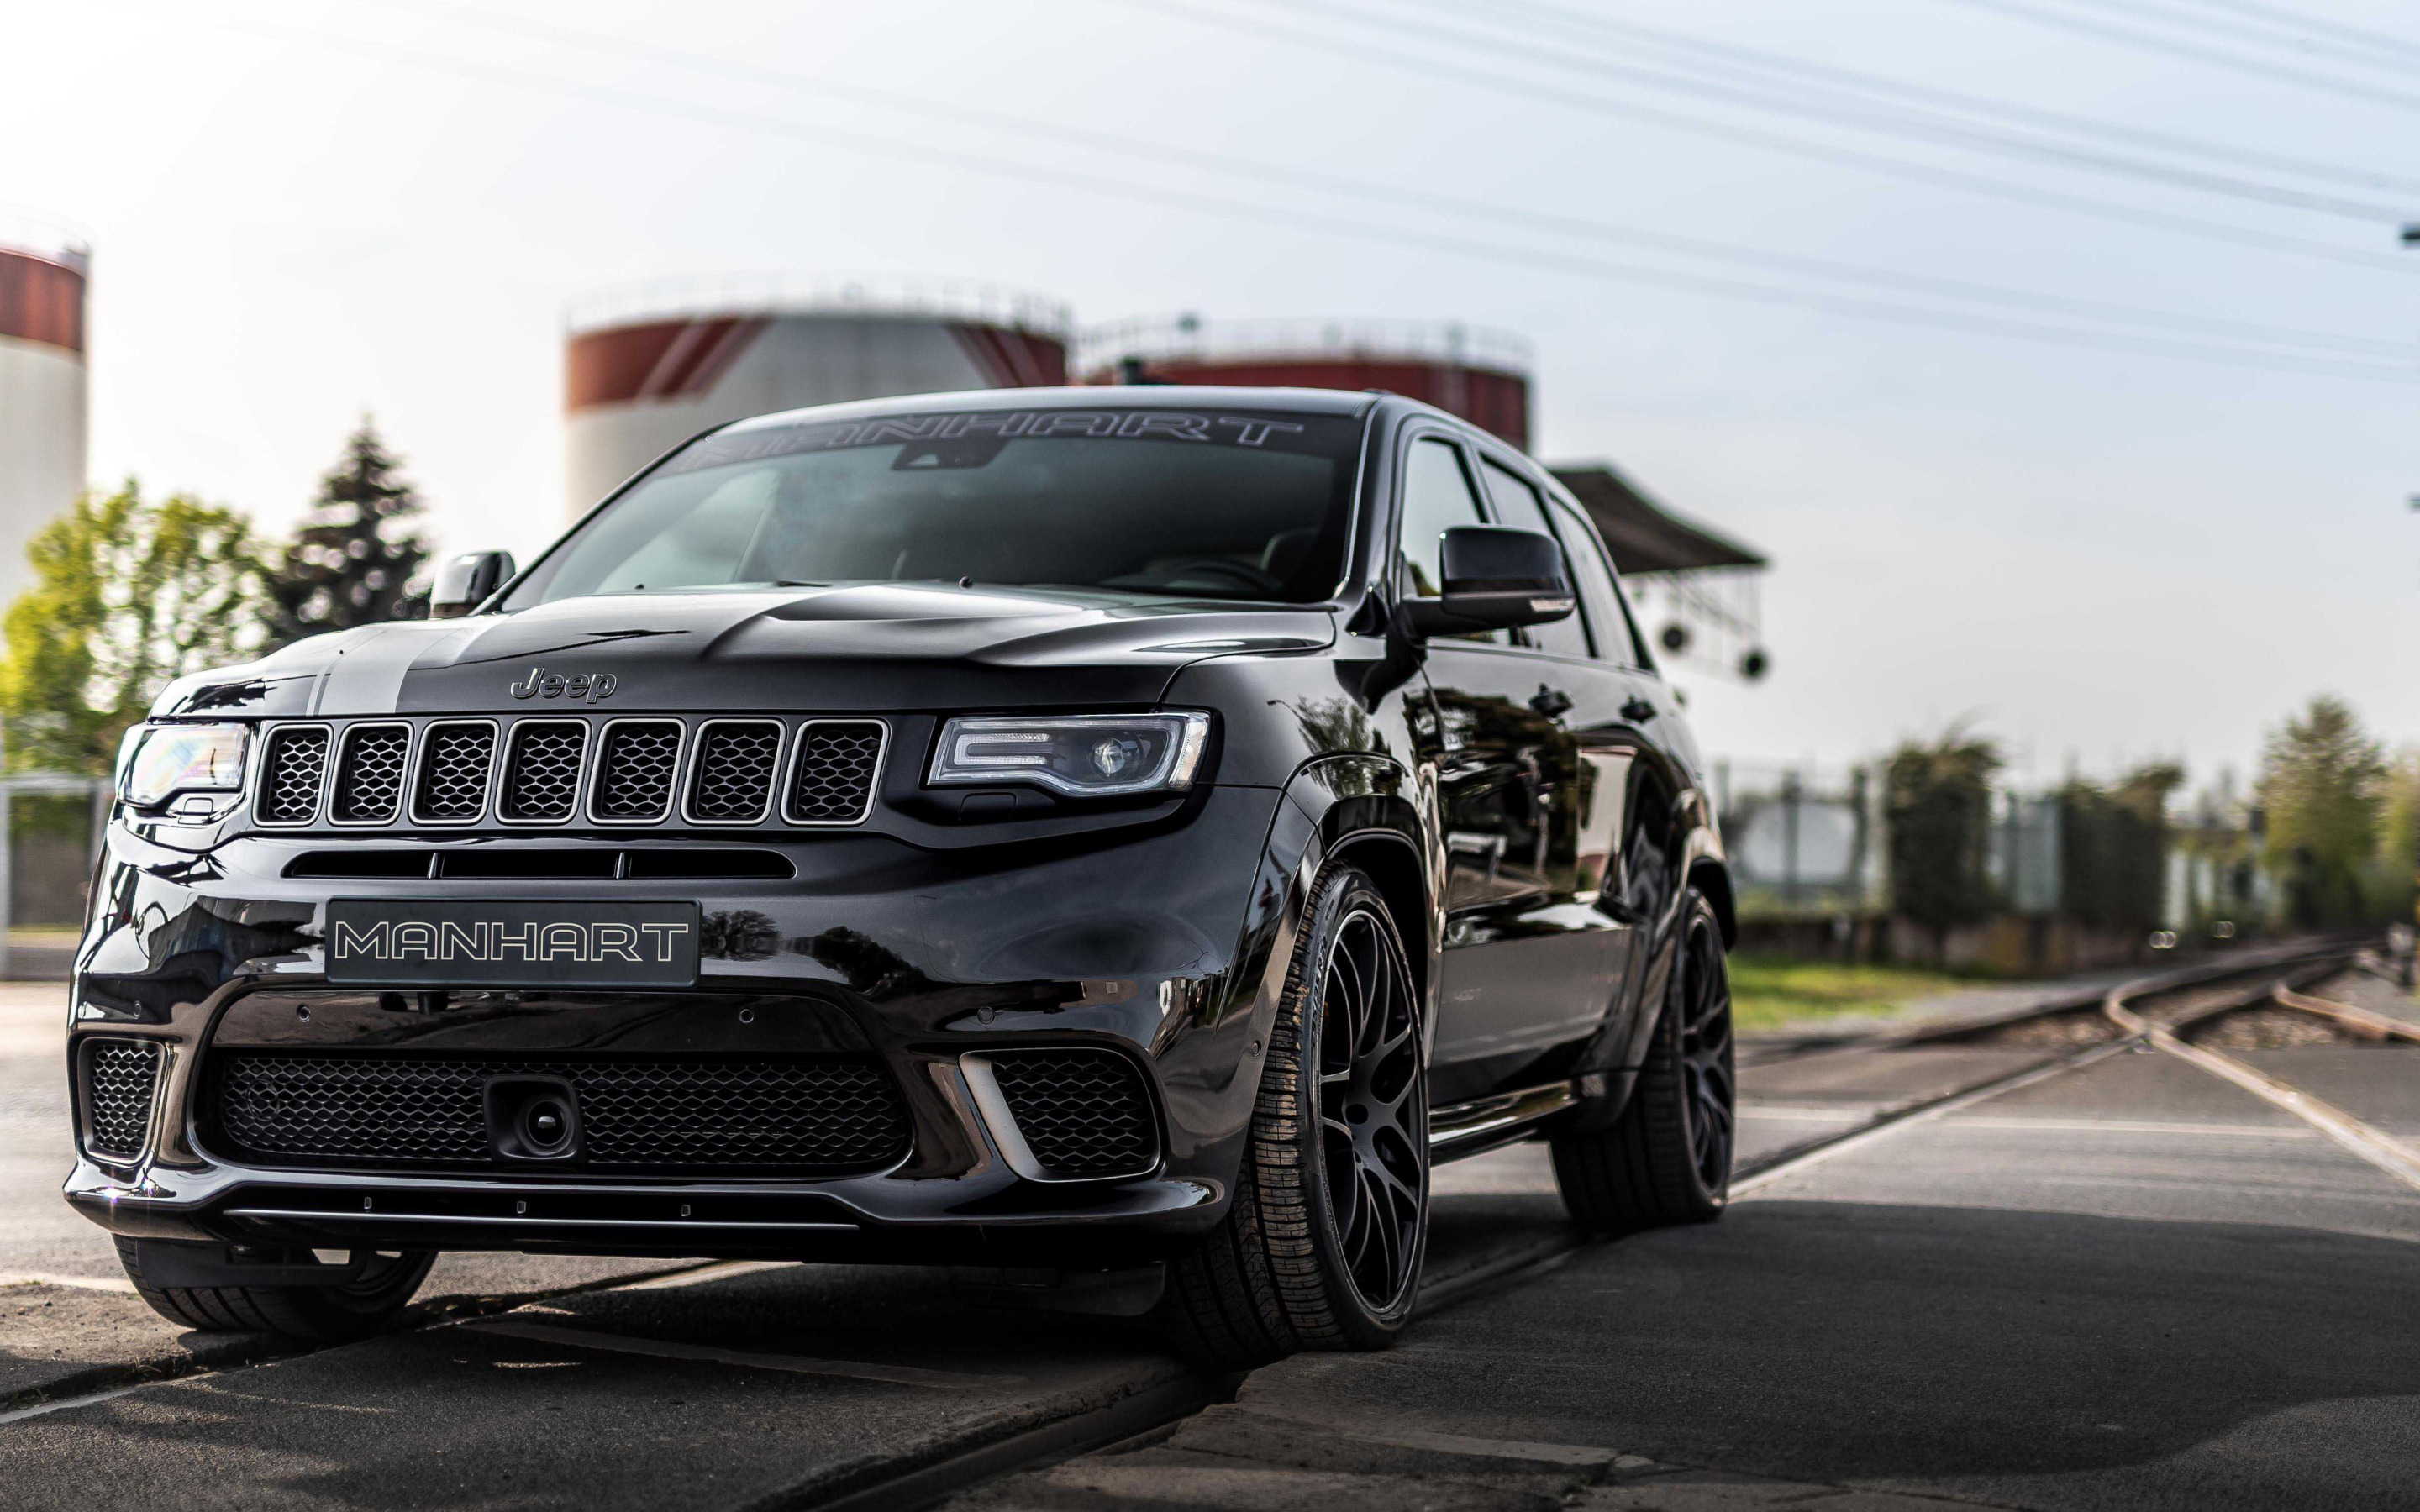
left=0, top=219, right=89, bottom=610
left=563, top=276, right=1071, bottom=520
left=1084, top=316, right=1533, bottom=450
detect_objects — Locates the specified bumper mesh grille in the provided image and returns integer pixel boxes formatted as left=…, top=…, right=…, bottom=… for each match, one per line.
left=988, top=1050, right=1158, bottom=1179
left=413, top=722, right=496, bottom=822
left=787, top=721, right=885, bottom=823
left=499, top=722, right=586, bottom=822
left=331, top=724, right=410, bottom=823
left=257, top=727, right=329, bottom=824
left=84, top=1039, right=161, bottom=1160
left=209, top=1053, right=912, bottom=1172
left=594, top=722, right=681, bottom=821
left=687, top=722, right=781, bottom=822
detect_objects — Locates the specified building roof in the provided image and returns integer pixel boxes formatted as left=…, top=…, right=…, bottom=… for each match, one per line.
left=1548, top=462, right=1766, bottom=575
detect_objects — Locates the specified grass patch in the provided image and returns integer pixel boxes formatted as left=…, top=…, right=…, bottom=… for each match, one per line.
left=1728, top=954, right=1978, bottom=1034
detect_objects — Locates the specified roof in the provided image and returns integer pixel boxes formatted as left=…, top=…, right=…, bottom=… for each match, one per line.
left=1547, top=462, right=1767, bottom=575
left=724, top=384, right=1380, bottom=433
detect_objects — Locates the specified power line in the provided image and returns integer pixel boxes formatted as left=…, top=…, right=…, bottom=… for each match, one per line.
left=349, top=0, right=2415, bottom=362
left=1428, top=0, right=2420, bottom=196
left=1270, top=0, right=2411, bottom=223
left=1942, top=0, right=2420, bottom=113
left=2160, top=0, right=2420, bottom=66
left=156, top=6, right=2420, bottom=386
left=2087, top=0, right=2420, bottom=71
left=1109, top=0, right=2417, bottom=273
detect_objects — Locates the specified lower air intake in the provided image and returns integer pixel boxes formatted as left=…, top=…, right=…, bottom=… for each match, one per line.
left=986, top=1049, right=1159, bottom=1179
left=84, top=1039, right=161, bottom=1160
left=207, top=1053, right=910, bottom=1173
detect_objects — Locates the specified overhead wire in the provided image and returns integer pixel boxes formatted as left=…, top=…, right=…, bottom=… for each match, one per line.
left=1104, top=0, right=2417, bottom=272
left=1940, top=0, right=2420, bottom=113
left=149, top=3, right=2420, bottom=386
left=2159, top=0, right=2420, bottom=66
left=2078, top=0, right=2420, bottom=71
left=1411, top=0, right=2420, bottom=196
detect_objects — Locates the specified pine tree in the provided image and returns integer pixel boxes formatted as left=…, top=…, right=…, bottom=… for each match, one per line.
left=268, top=417, right=430, bottom=643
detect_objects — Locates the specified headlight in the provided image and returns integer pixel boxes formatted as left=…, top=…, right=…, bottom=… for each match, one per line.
left=929, top=712, right=1211, bottom=798
left=121, top=723, right=250, bottom=808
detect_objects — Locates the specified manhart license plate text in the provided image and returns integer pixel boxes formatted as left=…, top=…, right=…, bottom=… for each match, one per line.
left=324, top=900, right=702, bottom=988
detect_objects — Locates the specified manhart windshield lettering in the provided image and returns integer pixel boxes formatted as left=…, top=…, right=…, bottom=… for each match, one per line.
left=332, top=919, right=692, bottom=964
left=664, top=409, right=1318, bottom=475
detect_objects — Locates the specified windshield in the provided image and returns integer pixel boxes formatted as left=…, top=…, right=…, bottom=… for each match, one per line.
left=508, top=404, right=1367, bottom=607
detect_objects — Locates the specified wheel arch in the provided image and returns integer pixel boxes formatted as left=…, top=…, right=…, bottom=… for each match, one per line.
left=1687, top=857, right=1738, bottom=949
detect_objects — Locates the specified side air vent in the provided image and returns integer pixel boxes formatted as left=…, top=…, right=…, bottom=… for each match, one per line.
left=968, top=1048, right=1160, bottom=1182
left=592, top=720, right=682, bottom=822
left=785, top=720, right=886, bottom=825
left=83, top=1038, right=162, bottom=1161
left=686, top=720, right=783, bottom=824
left=411, top=722, right=497, bottom=825
left=498, top=720, right=587, bottom=824
left=255, top=725, right=329, bottom=825
left=329, top=722, right=411, bottom=825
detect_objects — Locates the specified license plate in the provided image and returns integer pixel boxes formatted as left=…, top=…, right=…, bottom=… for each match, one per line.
left=324, top=900, right=702, bottom=989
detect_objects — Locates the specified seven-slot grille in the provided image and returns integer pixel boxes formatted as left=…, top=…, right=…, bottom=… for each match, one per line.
left=206, top=1053, right=911, bottom=1173
left=250, top=715, right=885, bottom=830
left=83, top=1039, right=161, bottom=1161
left=256, top=727, right=329, bottom=824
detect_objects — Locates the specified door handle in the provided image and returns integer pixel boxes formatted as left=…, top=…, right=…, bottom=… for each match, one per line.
left=1621, top=696, right=1657, bottom=722
left=1528, top=685, right=1573, bottom=719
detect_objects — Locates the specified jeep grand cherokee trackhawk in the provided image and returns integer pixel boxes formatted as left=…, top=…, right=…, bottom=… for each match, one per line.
left=66, top=386, right=1737, bottom=1367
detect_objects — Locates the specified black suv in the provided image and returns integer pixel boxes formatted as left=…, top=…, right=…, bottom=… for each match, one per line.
left=67, top=386, right=1736, bottom=1365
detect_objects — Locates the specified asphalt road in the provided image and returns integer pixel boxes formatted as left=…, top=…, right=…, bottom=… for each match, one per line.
left=3, top=967, right=2417, bottom=1511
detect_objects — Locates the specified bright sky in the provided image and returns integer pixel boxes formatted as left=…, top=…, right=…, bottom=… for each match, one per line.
left=6, top=0, right=2414, bottom=789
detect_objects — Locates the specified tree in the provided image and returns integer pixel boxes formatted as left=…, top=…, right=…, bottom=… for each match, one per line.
left=2369, top=748, right=2420, bottom=927
left=267, top=417, right=430, bottom=643
left=2058, top=760, right=2184, bottom=932
left=1884, top=727, right=2002, bottom=963
left=0, top=481, right=274, bottom=774
left=2256, top=694, right=2385, bottom=929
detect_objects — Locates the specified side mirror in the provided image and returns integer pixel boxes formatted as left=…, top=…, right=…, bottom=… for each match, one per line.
left=1402, top=526, right=1575, bottom=637
left=429, top=551, right=515, bottom=619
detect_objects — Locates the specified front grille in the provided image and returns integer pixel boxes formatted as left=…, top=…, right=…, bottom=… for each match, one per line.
left=331, top=723, right=410, bottom=823
left=84, top=1039, right=161, bottom=1160
left=208, top=1053, right=912, bottom=1173
left=256, top=726, right=329, bottom=824
left=413, top=722, right=496, bottom=823
left=687, top=721, right=782, bottom=822
left=594, top=722, right=682, bottom=821
left=787, top=720, right=886, bottom=824
left=987, top=1050, right=1158, bottom=1179
left=499, top=721, right=586, bottom=822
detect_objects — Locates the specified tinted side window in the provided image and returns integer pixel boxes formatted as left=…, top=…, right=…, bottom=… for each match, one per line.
left=1398, top=436, right=1506, bottom=644
left=1545, top=500, right=1649, bottom=667
left=1478, top=458, right=1591, bottom=659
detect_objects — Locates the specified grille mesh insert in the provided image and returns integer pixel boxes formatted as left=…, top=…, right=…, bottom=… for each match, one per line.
left=688, top=722, right=782, bottom=822
left=788, top=722, right=884, bottom=823
left=499, top=722, right=586, bottom=822
left=331, top=725, right=410, bottom=823
left=85, top=1039, right=160, bottom=1160
left=209, top=1053, right=910, bottom=1171
left=594, top=722, right=681, bottom=820
left=257, top=727, right=329, bottom=824
left=413, top=723, right=496, bottom=822
left=989, top=1051, right=1158, bottom=1179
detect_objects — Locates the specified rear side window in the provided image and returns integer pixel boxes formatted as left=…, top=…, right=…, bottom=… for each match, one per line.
left=1397, top=437, right=1507, bottom=645
left=1544, top=500, right=1649, bottom=668
left=1477, top=458, right=1591, bottom=659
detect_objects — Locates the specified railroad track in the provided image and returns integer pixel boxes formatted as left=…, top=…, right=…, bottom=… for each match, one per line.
left=8, top=941, right=2408, bottom=1512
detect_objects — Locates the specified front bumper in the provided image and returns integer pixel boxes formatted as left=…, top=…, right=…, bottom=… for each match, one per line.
left=63, top=785, right=1297, bottom=1263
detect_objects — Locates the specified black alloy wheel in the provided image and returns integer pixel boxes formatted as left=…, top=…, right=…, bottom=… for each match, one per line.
left=1315, top=901, right=1427, bottom=1316
left=1550, top=887, right=1735, bottom=1234
left=1159, top=863, right=1430, bottom=1367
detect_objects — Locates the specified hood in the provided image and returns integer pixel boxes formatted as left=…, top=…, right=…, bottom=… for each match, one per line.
left=153, top=584, right=1336, bottom=721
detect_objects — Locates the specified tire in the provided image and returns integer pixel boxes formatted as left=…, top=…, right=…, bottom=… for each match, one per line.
left=116, top=1238, right=435, bottom=1340
left=1551, top=888, right=1735, bottom=1236
left=1158, top=863, right=1429, bottom=1369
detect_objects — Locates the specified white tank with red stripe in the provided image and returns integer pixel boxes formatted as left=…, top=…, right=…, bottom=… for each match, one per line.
left=563, top=276, right=1071, bottom=523
left=0, top=218, right=88, bottom=611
